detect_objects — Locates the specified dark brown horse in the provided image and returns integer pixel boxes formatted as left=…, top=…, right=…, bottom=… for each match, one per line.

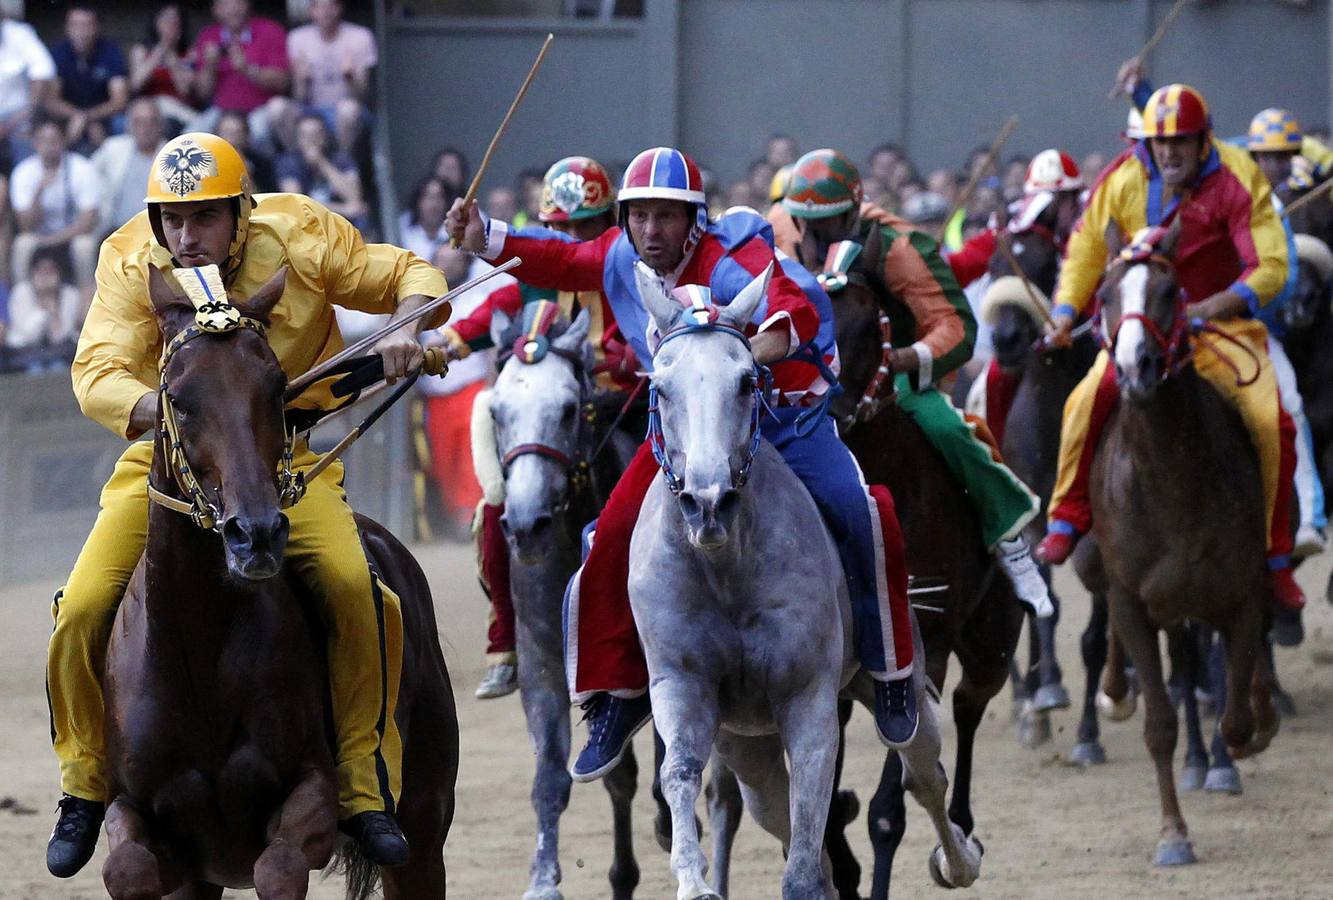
left=1090, top=221, right=1277, bottom=866
left=100, top=269, right=457, bottom=899
left=813, top=225, right=1024, bottom=899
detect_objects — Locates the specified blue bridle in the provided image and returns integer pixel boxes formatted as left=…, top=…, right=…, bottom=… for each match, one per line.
left=646, top=319, right=770, bottom=495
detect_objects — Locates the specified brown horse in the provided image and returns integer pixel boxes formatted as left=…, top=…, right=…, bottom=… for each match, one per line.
left=1090, top=221, right=1278, bottom=866
left=813, top=225, right=1024, bottom=899
left=99, top=269, right=458, bottom=899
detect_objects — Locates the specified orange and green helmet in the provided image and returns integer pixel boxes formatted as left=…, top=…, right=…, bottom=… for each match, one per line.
left=538, top=156, right=616, bottom=223
left=1141, top=84, right=1212, bottom=139
left=782, top=149, right=863, bottom=220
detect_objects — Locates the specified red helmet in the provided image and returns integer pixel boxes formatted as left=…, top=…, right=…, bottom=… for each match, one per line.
left=1141, top=84, right=1211, bottom=138
left=1023, top=149, right=1082, bottom=195
left=619, top=147, right=706, bottom=205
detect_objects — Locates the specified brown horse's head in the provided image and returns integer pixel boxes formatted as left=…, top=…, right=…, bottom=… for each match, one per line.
left=1096, top=218, right=1185, bottom=403
left=986, top=208, right=1063, bottom=370
left=815, top=223, right=889, bottom=431
left=148, top=266, right=292, bottom=580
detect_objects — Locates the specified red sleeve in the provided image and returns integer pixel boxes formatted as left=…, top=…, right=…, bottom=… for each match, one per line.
left=727, top=235, right=820, bottom=348
left=492, top=225, right=617, bottom=292
left=449, top=283, right=522, bottom=346
left=947, top=229, right=997, bottom=288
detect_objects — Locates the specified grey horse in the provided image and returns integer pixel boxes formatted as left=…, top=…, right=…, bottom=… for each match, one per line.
left=485, top=306, right=644, bottom=899
left=630, top=262, right=982, bottom=899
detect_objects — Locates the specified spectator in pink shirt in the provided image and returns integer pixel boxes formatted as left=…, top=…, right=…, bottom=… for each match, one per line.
left=187, top=0, right=289, bottom=151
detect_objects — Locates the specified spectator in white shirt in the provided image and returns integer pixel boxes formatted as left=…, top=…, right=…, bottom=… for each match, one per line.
left=90, top=97, right=164, bottom=236
left=5, top=247, right=83, bottom=358
left=399, top=175, right=454, bottom=265
left=0, top=9, right=58, bottom=172
left=10, top=118, right=101, bottom=296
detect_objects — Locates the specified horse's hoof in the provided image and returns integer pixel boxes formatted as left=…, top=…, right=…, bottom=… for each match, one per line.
left=1033, top=683, right=1071, bottom=712
left=677, top=888, right=721, bottom=900
left=522, top=889, right=563, bottom=900
left=1096, top=689, right=1136, bottom=722
left=1178, top=764, right=1206, bottom=792
left=1274, top=690, right=1297, bottom=717
left=838, top=788, right=861, bottom=825
left=928, top=847, right=957, bottom=889
left=1153, top=839, right=1197, bottom=867
left=1017, top=704, right=1052, bottom=748
left=1070, top=741, right=1107, bottom=766
left=1204, top=766, right=1242, bottom=795
left=1270, top=608, right=1304, bottom=648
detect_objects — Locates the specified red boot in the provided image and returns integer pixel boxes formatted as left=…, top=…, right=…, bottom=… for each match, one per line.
left=1035, top=529, right=1077, bottom=565
left=1269, top=565, right=1306, bottom=611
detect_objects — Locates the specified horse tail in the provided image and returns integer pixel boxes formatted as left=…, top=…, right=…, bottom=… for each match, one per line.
left=330, top=844, right=380, bottom=900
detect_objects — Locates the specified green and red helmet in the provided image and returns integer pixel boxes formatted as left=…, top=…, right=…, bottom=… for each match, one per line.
left=538, top=156, right=616, bottom=223
left=782, top=149, right=864, bottom=219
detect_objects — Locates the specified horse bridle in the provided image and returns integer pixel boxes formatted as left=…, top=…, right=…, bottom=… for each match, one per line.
left=818, top=257, right=895, bottom=426
left=496, top=345, right=598, bottom=502
left=646, top=319, right=768, bottom=496
left=148, top=318, right=304, bottom=533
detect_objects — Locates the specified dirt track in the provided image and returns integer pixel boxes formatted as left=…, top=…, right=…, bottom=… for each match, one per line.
left=2, top=543, right=1330, bottom=899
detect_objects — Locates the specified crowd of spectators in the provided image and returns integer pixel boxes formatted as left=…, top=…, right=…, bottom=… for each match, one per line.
left=0, top=0, right=380, bottom=373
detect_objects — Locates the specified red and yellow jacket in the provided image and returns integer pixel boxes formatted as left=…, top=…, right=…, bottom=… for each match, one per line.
left=1055, top=138, right=1288, bottom=319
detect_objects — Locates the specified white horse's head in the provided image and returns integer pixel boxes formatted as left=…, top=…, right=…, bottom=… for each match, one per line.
left=488, top=303, right=594, bottom=564
left=637, top=261, right=772, bottom=550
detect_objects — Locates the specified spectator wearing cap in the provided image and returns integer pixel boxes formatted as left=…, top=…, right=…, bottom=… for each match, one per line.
left=216, top=109, right=277, bottom=192
left=0, top=7, right=57, bottom=173
left=129, top=3, right=198, bottom=131
left=10, top=117, right=100, bottom=300
left=45, top=6, right=129, bottom=153
left=276, top=112, right=366, bottom=228
left=91, top=97, right=165, bottom=236
left=5, top=247, right=82, bottom=369
left=282, top=0, right=375, bottom=138
left=188, top=0, right=290, bottom=152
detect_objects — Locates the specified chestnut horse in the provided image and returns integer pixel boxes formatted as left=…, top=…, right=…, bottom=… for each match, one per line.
left=1090, top=221, right=1277, bottom=866
left=814, top=225, right=1023, bottom=899
left=100, top=269, right=458, bottom=899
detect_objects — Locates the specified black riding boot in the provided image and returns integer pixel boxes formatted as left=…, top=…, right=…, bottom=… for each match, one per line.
left=47, top=794, right=105, bottom=878
left=339, top=810, right=411, bottom=867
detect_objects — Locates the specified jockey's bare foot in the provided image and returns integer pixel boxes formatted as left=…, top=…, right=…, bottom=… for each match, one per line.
left=46, top=794, right=104, bottom=878
left=338, top=811, right=410, bottom=867
left=1034, top=529, right=1077, bottom=566
left=475, top=662, right=518, bottom=700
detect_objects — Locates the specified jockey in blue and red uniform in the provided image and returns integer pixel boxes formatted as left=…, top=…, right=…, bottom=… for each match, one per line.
left=448, top=147, right=919, bottom=779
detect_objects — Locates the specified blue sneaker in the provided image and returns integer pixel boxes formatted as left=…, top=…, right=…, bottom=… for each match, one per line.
left=570, top=692, right=653, bottom=782
left=873, top=677, right=918, bottom=749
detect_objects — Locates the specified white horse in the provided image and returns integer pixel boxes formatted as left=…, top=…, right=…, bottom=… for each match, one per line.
left=630, top=263, right=982, bottom=899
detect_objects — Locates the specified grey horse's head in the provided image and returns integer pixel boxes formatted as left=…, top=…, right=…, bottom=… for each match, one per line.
left=636, top=260, right=771, bottom=551
left=488, top=305, right=594, bottom=564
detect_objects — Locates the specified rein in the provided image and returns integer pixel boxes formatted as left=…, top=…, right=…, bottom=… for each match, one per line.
left=646, top=320, right=768, bottom=495
left=854, top=310, right=895, bottom=423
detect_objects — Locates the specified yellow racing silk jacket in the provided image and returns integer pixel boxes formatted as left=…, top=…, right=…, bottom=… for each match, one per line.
left=74, top=193, right=447, bottom=438
left=1055, top=139, right=1288, bottom=320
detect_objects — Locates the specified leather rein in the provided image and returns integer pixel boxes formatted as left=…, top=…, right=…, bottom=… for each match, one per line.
left=497, top=344, right=599, bottom=499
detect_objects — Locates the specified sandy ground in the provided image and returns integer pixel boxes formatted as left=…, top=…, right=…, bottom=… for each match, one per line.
left=2, top=542, right=1331, bottom=899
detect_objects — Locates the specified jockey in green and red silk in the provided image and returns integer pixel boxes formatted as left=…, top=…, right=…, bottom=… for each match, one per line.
left=1035, top=83, right=1308, bottom=611
left=437, top=156, right=634, bottom=702
left=774, top=148, right=1054, bottom=619
left=447, top=145, right=922, bottom=780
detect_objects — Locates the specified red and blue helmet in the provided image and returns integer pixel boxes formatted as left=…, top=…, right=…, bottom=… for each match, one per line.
left=619, top=147, right=707, bottom=205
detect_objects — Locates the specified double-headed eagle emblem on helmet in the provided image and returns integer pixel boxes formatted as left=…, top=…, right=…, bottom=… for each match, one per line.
left=157, top=143, right=219, bottom=198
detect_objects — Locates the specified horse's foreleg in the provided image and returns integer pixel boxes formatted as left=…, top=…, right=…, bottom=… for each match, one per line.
left=1106, top=591, right=1193, bottom=866
left=900, top=680, right=982, bottom=889
left=1249, top=633, right=1280, bottom=753
left=772, top=681, right=840, bottom=900
left=653, top=678, right=721, bottom=900
left=1099, top=615, right=1137, bottom=716
left=1219, top=604, right=1262, bottom=760
left=1073, top=592, right=1110, bottom=765
left=1033, top=582, right=1069, bottom=712
left=103, top=797, right=181, bottom=900
left=603, top=743, right=640, bottom=900
left=1201, top=634, right=1242, bottom=794
left=255, top=766, right=337, bottom=900
left=704, top=753, right=743, bottom=897
left=824, top=699, right=862, bottom=900
left=1167, top=626, right=1209, bottom=792
left=866, top=751, right=905, bottom=900
left=520, top=679, right=572, bottom=900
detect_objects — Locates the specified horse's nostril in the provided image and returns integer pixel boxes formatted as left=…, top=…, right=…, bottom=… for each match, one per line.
left=678, top=492, right=701, bottom=519
left=716, top=489, right=739, bottom=519
left=222, top=516, right=251, bottom=551
left=530, top=514, right=553, bottom=535
left=499, top=515, right=514, bottom=537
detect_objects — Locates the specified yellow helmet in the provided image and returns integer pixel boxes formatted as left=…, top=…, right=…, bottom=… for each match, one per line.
left=1247, top=108, right=1303, bottom=153
left=145, top=133, right=255, bottom=274
left=769, top=164, right=794, bottom=203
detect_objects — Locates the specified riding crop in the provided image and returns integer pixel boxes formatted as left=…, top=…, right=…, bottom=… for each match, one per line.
left=450, top=33, right=555, bottom=248
left=936, top=115, right=1018, bottom=243
left=1107, top=0, right=1192, bottom=99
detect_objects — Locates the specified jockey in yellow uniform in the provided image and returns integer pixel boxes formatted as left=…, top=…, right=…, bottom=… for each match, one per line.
left=46, top=133, right=447, bottom=877
left=1036, top=85, right=1305, bottom=611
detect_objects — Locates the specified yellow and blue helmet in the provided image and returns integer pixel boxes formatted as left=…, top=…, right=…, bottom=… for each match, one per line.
left=1247, top=108, right=1303, bottom=153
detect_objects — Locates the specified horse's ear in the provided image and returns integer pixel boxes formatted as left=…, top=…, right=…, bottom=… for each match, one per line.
left=552, top=306, right=591, bottom=352
left=797, top=223, right=821, bottom=271
left=1103, top=221, right=1126, bottom=259
left=719, top=261, right=773, bottom=330
left=147, top=266, right=192, bottom=336
left=490, top=307, right=513, bottom=351
left=634, top=261, right=682, bottom=335
left=234, top=266, right=288, bottom=321
left=1158, top=216, right=1184, bottom=260
left=861, top=220, right=883, bottom=272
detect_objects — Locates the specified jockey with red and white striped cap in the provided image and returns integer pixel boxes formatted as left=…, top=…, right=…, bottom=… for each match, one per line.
left=447, top=146, right=920, bottom=779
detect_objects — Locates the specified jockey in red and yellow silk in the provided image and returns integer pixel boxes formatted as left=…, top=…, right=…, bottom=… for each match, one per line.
left=447, top=146, right=921, bottom=780
left=437, top=157, right=629, bottom=701
left=1035, top=84, right=1305, bottom=610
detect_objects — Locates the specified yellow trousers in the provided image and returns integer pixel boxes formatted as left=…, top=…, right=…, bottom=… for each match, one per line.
left=47, top=441, right=404, bottom=818
left=1048, top=319, right=1293, bottom=557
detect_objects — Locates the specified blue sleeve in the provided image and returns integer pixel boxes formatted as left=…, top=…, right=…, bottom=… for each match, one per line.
left=1131, top=78, right=1154, bottom=112
left=511, top=223, right=579, bottom=243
